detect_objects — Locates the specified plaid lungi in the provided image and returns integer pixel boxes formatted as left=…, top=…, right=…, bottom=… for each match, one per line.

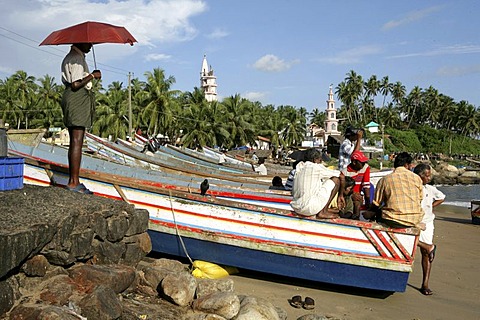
left=61, top=86, right=95, bottom=128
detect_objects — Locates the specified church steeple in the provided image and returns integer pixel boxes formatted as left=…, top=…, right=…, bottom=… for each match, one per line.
left=200, top=54, right=218, bottom=102
left=324, top=84, right=340, bottom=135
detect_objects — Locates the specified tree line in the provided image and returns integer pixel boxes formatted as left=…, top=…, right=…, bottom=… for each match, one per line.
left=1, top=68, right=479, bottom=155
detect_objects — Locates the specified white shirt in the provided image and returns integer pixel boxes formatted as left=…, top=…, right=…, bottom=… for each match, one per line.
left=290, top=161, right=340, bottom=215
left=421, top=184, right=446, bottom=223
left=218, top=153, right=226, bottom=164
left=254, top=163, right=267, bottom=175
left=61, top=46, right=92, bottom=90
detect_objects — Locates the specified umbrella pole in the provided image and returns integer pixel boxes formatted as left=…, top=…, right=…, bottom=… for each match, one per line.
left=92, top=45, right=97, bottom=70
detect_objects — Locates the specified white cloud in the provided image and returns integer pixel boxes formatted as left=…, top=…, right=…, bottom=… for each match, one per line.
left=253, top=54, right=298, bottom=72
left=389, top=44, right=480, bottom=59
left=206, top=28, right=229, bottom=39
left=144, top=53, right=172, bottom=62
left=318, top=45, right=382, bottom=65
left=243, top=91, right=268, bottom=102
left=0, top=0, right=207, bottom=82
left=382, top=5, right=444, bottom=31
left=436, top=64, right=480, bottom=77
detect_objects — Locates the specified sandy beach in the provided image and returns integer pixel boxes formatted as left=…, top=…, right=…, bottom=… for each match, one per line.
left=230, top=205, right=480, bottom=320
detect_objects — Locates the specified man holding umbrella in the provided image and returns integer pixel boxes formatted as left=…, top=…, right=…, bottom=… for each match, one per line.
left=61, top=43, right=101, bottom=193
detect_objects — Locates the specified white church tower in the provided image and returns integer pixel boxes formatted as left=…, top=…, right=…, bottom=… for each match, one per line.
left=324, top=85, right=340, bottom=136
left=200, top=54, right=218, bottom=102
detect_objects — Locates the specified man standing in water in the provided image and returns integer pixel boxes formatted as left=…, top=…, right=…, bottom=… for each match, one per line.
left=61, top=43, right=101, bottom=194
left=414, top=163, right=445, bottom=296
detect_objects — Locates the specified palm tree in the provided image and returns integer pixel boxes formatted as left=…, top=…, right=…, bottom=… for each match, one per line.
left=404, top=86, right=422, bottom=129
left=11, top=71, right=38, bottom=129
left=364, top=75, right=380, bottom=121
left=309, top=108, right=326, bottom=127
left=379, top=76, right=393, bottom=109
left=221, top=94, right=256, bottom=148
left=138, top=68, right=180, bottom=137
left=30, top=75, right=63, bottom=130
left=280, top=105, right=307, bottom=147
left=92, top=81, right=129, bottom=139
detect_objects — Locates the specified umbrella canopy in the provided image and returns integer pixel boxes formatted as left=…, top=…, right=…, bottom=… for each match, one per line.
left=39, top=21, right=137, bottom=46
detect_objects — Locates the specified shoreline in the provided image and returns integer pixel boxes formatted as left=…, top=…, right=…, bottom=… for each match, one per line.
left=230, top=204, right=480, bottom=319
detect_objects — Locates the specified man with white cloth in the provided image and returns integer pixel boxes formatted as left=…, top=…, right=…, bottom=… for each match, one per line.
left=290, top=148, right=345, bottom=219
left=414, top=163, right=445, bottom=296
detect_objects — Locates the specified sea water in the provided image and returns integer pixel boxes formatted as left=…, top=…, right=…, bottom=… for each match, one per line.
left=436, top=184, right=480, bottom=208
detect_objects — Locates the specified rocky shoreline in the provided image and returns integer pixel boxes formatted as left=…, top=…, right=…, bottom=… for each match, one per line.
left=0, top=185, right=329, bottom=320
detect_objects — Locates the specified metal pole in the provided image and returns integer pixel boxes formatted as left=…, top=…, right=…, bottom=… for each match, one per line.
left=128, top=72, right=132, bottom=139
left=380, top=124, right=385, bottom=170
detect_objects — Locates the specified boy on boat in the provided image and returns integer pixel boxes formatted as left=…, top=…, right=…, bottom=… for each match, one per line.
left=290, top=148, right=346, bottom=219
left=343, top=150, right=371, bottom=219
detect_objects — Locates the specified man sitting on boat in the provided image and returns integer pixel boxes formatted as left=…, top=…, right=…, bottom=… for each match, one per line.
left=366, top=152, right=425, bottom=229
left=252, top=158, right=268, bottom=175
left=327, top=176, right=356, bottom=219
left=290, top=148, right=346, bottom=219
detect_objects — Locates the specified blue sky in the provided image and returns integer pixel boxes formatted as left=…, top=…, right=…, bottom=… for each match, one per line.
left=1, top=0, right=479, bottom=113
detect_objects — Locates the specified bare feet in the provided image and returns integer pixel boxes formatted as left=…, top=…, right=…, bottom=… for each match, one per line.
left=316, top=210, right=339, bottom=219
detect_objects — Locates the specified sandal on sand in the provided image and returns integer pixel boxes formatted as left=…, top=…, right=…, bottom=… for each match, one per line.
left=303, top=297, right=315, bottom=310
left=428, top=245, right=436, bottom=263
left=420, top=288, right=433, bottom=296
left=67, top=183, right=93, bottom=195
left=288, top=295, right=302, bottom=308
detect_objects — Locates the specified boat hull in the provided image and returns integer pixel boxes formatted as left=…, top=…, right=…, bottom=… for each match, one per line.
left=148, top=230, right=409, bottom=292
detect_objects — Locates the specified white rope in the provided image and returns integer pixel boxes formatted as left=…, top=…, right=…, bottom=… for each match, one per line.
left=168, top=190, right=194, bottom=266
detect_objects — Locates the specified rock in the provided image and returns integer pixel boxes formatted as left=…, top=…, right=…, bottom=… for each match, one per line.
left=458, top=171, right=480, bottom=184
left=161, top=271, right=197, bottom=307
left=196, top=278, right=235, bottom=298
left=106, top=212, right=129, bottom=242
left=233, top=295, right=279, bottom=320
left=185, top=313, right=227, bottom=320
left=125, top=209, right=150, bottom=236
left=193, top=292, right=240, bottom=319
left=0, top=277, right=20, bottom=316
left=22, top=255, right=50, bottom=277
left=297, top=315, right=330, bottom=320
left=9, top=304, right=85, bottom=320
left=78, top=285, right=122, bottom=320
left=39, top=274, right=77, bottom=306
left=68, top=264, right=136, bottom=294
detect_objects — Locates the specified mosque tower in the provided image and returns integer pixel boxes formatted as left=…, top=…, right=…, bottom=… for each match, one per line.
left=200, top=54, right=218, bottom=102
left=324, top=84, right=340, bottom=136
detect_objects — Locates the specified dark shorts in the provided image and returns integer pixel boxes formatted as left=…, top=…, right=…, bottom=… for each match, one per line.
left=61, top=87, right=95, bottom=128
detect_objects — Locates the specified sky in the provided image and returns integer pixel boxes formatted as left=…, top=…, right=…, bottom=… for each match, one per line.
left=1, top=0, right=479, bottom=113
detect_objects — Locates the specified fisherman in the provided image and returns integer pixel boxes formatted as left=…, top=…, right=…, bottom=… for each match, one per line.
left=290, top=148, right=345, bottom=219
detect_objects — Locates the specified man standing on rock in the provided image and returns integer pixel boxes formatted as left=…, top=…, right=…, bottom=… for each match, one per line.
left=61, top=43, right=101, bottom=194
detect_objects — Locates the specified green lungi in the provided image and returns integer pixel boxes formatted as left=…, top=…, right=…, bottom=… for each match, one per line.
left=61, top=87, right=95, bottom=128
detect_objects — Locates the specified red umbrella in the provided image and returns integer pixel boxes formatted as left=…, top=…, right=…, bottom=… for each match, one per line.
left=40, top=21, right=137, bottom=68
left=39, top=21, right=137, bottom=46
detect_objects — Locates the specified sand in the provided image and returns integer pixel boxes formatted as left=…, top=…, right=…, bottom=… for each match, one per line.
left=231, top=205, right=480, bottom=320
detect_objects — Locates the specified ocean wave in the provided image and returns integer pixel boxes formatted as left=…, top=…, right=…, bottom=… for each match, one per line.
left=442, top=200, right=471, bottom=209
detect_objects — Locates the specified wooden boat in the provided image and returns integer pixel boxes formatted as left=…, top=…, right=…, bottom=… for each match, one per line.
left=8, top=139, right=293, bottom=209
left=9, top=148, right=418, bottom=292
left=85, top=132, right=272, bottom=184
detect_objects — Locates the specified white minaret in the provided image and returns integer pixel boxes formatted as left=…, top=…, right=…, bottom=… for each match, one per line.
left=200, top=54, right=218, bottom=102
left=324, top=85, right=340, bottom=136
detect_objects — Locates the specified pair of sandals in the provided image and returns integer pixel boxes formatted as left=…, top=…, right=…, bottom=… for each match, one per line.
left=289, top=295, right=315, bottom=310
left=66, top=183, right=93, bottom=195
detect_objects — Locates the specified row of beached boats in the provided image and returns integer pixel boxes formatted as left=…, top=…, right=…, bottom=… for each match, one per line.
left=6, top=130, right=419, bottom=292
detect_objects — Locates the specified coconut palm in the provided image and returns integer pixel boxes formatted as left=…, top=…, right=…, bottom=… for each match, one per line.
left=30, top=75, right=63, bottom=130
left=139, top=68, right=180, bottom=137
left=91, top=81, right=129, bottom=139
left=221, top=94, right=256, bottom=148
